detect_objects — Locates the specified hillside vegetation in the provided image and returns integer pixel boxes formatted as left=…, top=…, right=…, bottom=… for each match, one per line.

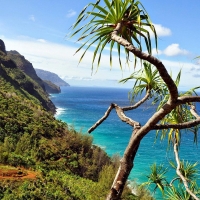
left=0, top=40, right=138, bottom=199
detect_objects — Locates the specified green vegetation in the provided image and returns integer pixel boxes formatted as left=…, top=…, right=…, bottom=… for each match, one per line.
left=0, top=50, right=55, bottom=113
left=0, top=40, right=139, bottom=199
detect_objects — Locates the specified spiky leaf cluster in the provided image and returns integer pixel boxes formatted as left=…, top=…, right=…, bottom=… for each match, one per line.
left=71, top=0, right=157, bottom=70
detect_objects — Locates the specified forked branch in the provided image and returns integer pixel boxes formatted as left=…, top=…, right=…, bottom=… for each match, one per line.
left=88, top=91, right=150, bottom=133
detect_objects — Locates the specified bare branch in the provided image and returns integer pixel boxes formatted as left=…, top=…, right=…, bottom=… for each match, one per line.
left=115, top=105, right=140, bottom=128
left=174, top=142, right=200, bottom=200
left=88, top=91, right=150, bottom=133
left=190, top=105, right=200, bottom=119
left=88, top=102, right=141, bottom=134
left=88, top=103, right=115, bottom=133
left=122, top=90, right=150, bottom=111
left=153, top=118, right=200, bottom=130
left=177, top=96, right=200, bottom=104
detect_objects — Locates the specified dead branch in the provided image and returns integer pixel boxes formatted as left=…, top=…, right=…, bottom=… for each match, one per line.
left=88, top=91, right=150, bottom=133
left=190, top=105, right=200, bottom=119
left=115, top=105, right=140, bottom=128
left=174, top=142, right=200, bottom=200
left=88, top=103, right=115, bottom=133
left=122, top=90, right=150, bottom=111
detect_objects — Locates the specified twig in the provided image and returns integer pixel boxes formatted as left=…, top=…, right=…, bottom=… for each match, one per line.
left=174, top=142, right=200, bottom=200
left=122, top=90, right=150, bottom=111
left=190, top=105, right=200, bottom=119
left=88, top=103, right=115, bottom=133
left=169, top=177, right=180, bottom=187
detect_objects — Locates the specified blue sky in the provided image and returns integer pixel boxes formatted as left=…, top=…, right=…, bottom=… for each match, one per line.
left=0, top=0, right=200, bottom=89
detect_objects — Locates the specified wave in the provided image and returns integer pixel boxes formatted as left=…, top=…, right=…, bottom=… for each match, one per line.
left=55, top=107, right=67, bottom=117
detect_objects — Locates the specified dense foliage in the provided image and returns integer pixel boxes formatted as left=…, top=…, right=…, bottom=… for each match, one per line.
left=0, top=41, right=140, bottom=199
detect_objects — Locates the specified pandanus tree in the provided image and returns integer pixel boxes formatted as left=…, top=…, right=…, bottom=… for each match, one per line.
left=71, top=0, right=200, bottom=199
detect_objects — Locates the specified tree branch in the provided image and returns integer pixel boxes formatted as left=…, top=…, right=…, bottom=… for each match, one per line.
left=88, top=103, right=140, bottom=133
left=122, top=90, right=150, bottom=111
left=177, top=96, right=200, bottom=104
left=88, top=103, right=115, bottom=133
left=174, top=142, right=200, bottom=200
left=112, top=23, right=178, bottom=103
left=153, top=118, right=200, bottom=130
left=169, top=177, right=180, bottom=187
left=115, top=104, right=140, bottom=128
left=153, top=104, right=200, bottom=130
left=88, top=91, right=150, bottom=133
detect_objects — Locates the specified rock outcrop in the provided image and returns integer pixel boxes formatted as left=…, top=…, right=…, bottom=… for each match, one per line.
left=7, top=50, right=45, bottom=90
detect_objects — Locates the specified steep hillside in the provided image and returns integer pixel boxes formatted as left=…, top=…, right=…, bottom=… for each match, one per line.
left=43, top=80, right=61, bottom=93
left=0, top=40, right=56, bottom=113
left=0, top=39, right=135, bottom=199
left=7, top=50, right=61, bottom=94
left=7, top=50, right=45, bottom=90
left=35, top=68, right=70, bottom=87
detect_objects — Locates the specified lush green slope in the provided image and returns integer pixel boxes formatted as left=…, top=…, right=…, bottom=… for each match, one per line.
left=0, top=40, right=136, bottom=199
left=0, top=40, right=56, bottom=113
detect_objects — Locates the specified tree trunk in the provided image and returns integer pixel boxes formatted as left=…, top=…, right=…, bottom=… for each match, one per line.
left=106, top=129, right=140, bottom=199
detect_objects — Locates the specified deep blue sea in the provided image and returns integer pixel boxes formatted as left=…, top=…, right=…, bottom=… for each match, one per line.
left=50, top=86, right=200, bottom=199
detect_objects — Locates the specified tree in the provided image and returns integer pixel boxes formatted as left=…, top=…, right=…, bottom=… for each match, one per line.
left=71, top=0, right=200, bottom=199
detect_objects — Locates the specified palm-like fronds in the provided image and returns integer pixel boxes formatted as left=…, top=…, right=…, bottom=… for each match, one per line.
left=165, top=183, right=200, bottom=200
left=169, top=161, right=199, bottom=182
left=120, top=62, right=164, bottom=103
left=156, top=71, right=200, bottom=144
left=71, top=0, right=157, bottom=71
left=143, top=163, right=168, bottom=194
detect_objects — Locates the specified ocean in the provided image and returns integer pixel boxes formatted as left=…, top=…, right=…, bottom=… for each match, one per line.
left=50, top=86, right=200, bottom=199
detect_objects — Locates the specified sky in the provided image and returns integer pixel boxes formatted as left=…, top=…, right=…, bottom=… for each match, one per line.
left=0, top=0, right=200, bottom=89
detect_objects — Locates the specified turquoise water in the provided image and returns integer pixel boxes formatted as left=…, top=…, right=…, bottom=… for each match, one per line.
left=51, top=86, right=200, bottom=199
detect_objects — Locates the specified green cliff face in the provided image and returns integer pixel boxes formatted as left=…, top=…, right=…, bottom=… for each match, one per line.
left=42, top=80, right=61, bottom=93
left=0, top=39, right=134, bottom=200
left=0, top=40, right=56, bottom=113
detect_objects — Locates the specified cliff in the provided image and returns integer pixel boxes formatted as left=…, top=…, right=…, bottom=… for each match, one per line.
left=43, top=80, right=61, bottom=93
left=0, top=39, right=56, bottom=113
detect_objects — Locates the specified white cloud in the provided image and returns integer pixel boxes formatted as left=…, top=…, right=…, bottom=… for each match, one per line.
left=37, top=39, right=46, bottom=43
left=66, top=9, right=76, bottom=18
left=2, top=36, right=198, bottom=89
left=147, top=23, right=172, bottom=38
left=154, top=24, right=172, bottom=37
left=29, top=15, right=35, bottom=22
left=163, top=44, right=189, bottom=56
left=151, top=44, right=190, bottom=57
left=2, top=37, right=129, bottom=80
